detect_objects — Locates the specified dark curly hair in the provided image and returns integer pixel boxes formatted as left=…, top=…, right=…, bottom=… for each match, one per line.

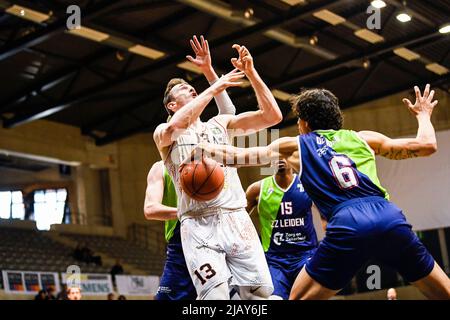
left=290, top=88, right=343, bottom=131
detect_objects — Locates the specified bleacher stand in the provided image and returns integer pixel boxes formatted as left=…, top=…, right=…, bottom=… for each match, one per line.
left=61, top=233, right=165, bottom=275
left=0, top=226, right=110, bottom=273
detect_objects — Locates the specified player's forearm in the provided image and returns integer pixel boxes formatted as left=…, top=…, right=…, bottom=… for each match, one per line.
left=168, top=87, right=217, bottom=132
left=202, top=143, right=272, bottom=167
left=415, top=114, right=437, bottom=154
left=207, top=68, right=236, bottom=115
left=247, top=69, right=282, bottom=125
left=144, top=203, right=178, bottom=221
left=202, top=65, right=219, bottom=83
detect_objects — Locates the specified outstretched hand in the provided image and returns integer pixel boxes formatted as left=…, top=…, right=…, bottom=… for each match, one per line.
left=231, top=44, right=254, bottom=74
left=212, top=68, right=245, bottom=93
left=402, top=84, right=438, bottom=117
left=186, top=35, right=212, bottom=72
left=179, top=142, right=209, bottom=172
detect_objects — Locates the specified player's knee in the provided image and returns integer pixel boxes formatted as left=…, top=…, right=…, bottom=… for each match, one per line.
left=239, top=286, right=271, bottom=300
left=202, top=282, right=229, bottom=300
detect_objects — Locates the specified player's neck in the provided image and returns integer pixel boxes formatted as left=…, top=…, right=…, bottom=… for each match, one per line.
left=274, top=172, right=294, bottom=190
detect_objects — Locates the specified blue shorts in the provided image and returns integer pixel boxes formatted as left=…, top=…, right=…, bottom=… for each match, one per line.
left=155, top=248, right=197, bottom=300
left=305, top=196, right=435, bottom=290
left=266, top=249, right=316, bottom=299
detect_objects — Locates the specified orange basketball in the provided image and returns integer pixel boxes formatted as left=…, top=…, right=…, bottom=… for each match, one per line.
left=180, top=157, right=225, bottom=201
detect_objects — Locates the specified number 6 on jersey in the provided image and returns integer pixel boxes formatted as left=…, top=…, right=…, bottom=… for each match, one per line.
left=329, top=155, right=359, bottom=189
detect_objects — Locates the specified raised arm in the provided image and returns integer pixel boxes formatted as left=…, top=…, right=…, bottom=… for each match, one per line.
left=246, top=181, right=261, bottom=214
left=226, top=45, right=283, bottom=133
left=143, top=161, right=178, bottom=221
left=359, top=84, right=438, bottom=160
left=187, top=35, right=235, bottom=115
left=153, top=69, right=245, bottom=148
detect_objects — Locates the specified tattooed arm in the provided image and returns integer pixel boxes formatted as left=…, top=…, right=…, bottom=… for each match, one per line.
left=359, top=84, right=438, bottom=160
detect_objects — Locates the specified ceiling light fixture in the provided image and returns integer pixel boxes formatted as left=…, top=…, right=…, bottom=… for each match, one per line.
left=6, top=4, right=50, bottom=23
left=128, top=45, right=165, bottom=60
left=371, top=1, right=386, bottom=9
left=309, top=35, right=318, bottom=46
left=396, top=12, right=411, bottom=22
left=439, top=24, right=450, bottom=34
left=244, top=8, right=254, bottom=19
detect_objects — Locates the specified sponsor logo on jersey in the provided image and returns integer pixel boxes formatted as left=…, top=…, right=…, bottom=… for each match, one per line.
left=267, top=187, right=274, bottom=195
left=273, top=232, right=284, bottom=246
left=273, top=232, right=306, bottom=245
left=271, top=217, right=305, bottom=228
left=297, top=183, right=304, bottom=192
left=316, top=145, right=329, bottom=157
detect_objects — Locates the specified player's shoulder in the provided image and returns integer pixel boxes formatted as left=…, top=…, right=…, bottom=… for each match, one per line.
left=148, top=161, right=164, bottom=180
left=247, top=179, right=262, bottom=192
left=154, top=122, right=168, bottom=133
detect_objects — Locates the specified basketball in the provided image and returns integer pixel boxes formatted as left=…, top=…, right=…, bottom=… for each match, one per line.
left=180, top=156, right=225, bottom=201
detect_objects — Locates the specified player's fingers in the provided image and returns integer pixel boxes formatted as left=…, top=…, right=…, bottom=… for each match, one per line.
left=190, top=40, right=199, bottom=54
left=431, top=100, right=438, bottom=107
left=226, top=81, right=243, bottom=87
left=231, top=58, right=239, bottom=68
left=186, top=55, right=195, bottom=62
left=205, top=39, right=209, bottom=53
left=427, top=90, right=435, bottom=103
left=239, top=46, right=245, bottom=56
left=232, top=44, right=241, bottom=51
left=193, top=35, right=202, bottom=52
left=423, top=83, right=430, bottom=99
left=200, top=35, right=208, bottom=52
left=414, top=86, right=421, bottom=101
left=229, top=72, right=245, bottom=80
left=402, top=98, right=413, bottom=108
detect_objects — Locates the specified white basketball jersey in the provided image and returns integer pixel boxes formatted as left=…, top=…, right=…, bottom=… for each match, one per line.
left=164, top=118, right=247, bottom=220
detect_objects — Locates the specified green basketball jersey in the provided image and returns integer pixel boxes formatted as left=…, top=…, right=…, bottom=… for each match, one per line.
left=257, top=174, right=317, bottom=254
left=162, top=165, right=178, bottom=242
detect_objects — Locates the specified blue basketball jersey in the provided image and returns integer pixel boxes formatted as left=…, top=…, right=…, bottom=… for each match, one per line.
left=258, top=174, right=318, bottom=255
left=298, top=130, right=389, bottom=220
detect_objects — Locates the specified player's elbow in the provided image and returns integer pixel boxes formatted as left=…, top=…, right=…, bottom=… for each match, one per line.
left=269, top=108, right=283, bottom=125
left=143, top=203, right=158, bottom=220
left=421, top=142, right=437, bottom=156
left=260, top=107, right=282, bottom=127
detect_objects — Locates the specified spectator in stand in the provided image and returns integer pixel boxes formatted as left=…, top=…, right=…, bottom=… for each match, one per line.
left=110, top=259, right=124, bottom=287
left=67, top=286, right=82, bottom=300
left=56, top=284, right=68, bottom=300
left=387, top=288, right=398, bottom=300
left=46, top=286, right=56, bottom=300
left=118, top=295, right=127, bottom=300
left=34, top=289, right=47, bottom=301
left=80, top=243, right=103, bottom=266
left=73, top=243, right=83, bottom=261
left=107, top=293, right=115, bottom=300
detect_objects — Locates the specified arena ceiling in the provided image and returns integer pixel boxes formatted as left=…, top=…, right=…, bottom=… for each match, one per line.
left=0, top=0, right=449, bottom=146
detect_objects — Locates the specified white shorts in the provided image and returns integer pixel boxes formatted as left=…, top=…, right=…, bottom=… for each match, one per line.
left=180, top=209, right=273, bottom=299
